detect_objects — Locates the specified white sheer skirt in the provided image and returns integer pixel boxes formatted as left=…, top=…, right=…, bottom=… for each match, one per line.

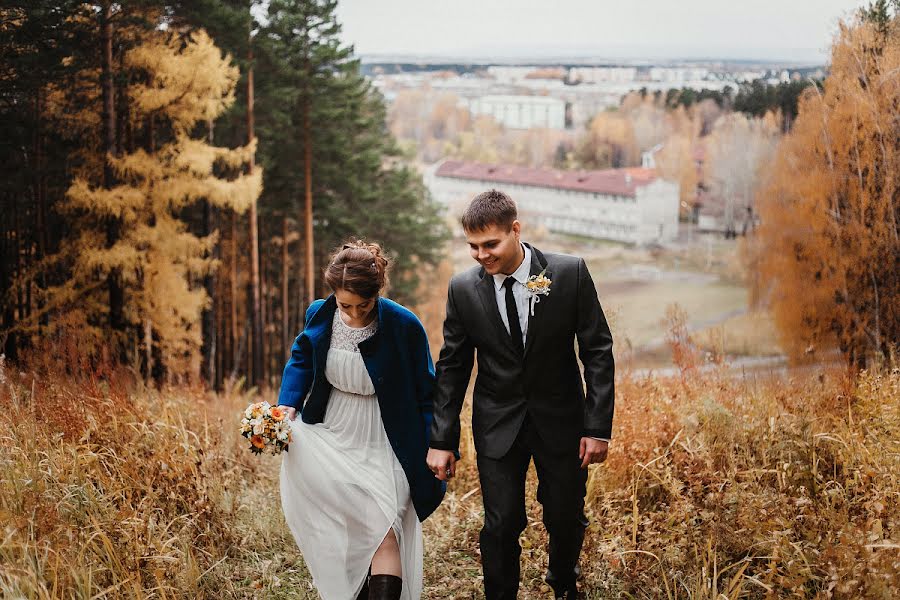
left=280, top=385, right=423, bottom=600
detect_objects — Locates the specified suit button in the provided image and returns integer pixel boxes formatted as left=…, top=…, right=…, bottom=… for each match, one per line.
left=378, top=377, right=384, bottom=384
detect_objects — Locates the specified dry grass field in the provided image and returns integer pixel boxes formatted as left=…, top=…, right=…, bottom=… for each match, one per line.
left=2, top=342, right=897, bottom=598
left=2, top=235, right=895, bottom=599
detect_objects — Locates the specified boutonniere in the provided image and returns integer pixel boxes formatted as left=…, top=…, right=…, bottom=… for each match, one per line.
left=524, top=269, right=552, bottom=316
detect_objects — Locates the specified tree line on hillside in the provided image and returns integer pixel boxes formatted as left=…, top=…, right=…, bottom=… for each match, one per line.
left=639, top=79, right=820, bottom=133
left=573, top=0, right=899, bottom=368
left=0, top=1, right=448, bottom=387
left=388, top=78, right=817, bottom=169
left=572, top=90, right=782, bottom=225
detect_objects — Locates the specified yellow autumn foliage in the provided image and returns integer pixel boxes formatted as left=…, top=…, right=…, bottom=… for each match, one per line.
left=42, top=26, right=262, bottom=381
left=578, top=110, right=639, bottom=169
left=125, top=30, right=239, bottom=134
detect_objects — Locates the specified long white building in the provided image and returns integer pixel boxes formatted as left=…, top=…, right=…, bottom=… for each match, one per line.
left=568, top=66, right=637, bottom=84
left=467, top=95, right=567, bottom=130
left=427, top=160, right=679, bottom=245
left=648, top=67, right=710, bottom=82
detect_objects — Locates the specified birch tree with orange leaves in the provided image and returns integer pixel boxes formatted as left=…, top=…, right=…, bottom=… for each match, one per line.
left=753, top=9, right=899, bottom=366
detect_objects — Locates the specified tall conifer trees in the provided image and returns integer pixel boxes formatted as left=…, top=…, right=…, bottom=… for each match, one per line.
left=1, top=0, right=447, bottom=385
left=256, top=0, right=447, bottom=304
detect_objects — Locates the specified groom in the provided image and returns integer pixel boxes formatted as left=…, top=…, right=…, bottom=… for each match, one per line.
left=427, top=189, right=615, bottom=599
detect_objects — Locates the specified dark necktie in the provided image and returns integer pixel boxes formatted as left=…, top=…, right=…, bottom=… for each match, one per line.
left=503, top=277, right=524, bottom=355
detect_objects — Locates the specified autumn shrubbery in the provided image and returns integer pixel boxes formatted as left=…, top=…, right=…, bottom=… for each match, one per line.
left=751, top=14, right=899, bottom=367
left=584, top=363, right=899, bottom=598
left=2, top=335, right=897, bottom=599
left=426, top=354, right=899, bottom=598
left=0, top=356, right=313, bottom=599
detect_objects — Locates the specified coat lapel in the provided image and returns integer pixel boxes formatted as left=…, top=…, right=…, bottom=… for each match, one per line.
left=476, top=269, right=518, bottom=355
left=523, top=244, right=551, bottom=358
left=357, top=297, right=384, bottom=359
left=305, top=295, right=336, bottom=369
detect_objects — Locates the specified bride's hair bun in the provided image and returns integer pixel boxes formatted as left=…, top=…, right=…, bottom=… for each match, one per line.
left=324, top=239, right=390, bottom=298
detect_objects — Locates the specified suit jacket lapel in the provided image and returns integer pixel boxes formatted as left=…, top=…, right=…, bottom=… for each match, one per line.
left=476, top=269, right=517, bottom=355
left=523, top=244, right=551, bottom=358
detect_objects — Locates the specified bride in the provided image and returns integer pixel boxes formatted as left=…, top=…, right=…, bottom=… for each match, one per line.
left=277, top=240, right=446, bottom=600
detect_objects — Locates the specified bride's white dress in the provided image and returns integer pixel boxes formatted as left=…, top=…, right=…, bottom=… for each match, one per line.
left=280, top=311, right=423, bottom=599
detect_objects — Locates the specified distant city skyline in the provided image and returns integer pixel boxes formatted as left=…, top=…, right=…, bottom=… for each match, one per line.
left=334, top=0, right=872, bottom=63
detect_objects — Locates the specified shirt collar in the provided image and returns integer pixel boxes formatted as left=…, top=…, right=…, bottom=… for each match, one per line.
left=492, top=243, right=532, bottom=291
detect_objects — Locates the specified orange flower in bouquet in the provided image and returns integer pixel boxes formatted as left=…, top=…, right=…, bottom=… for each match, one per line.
left=239, top=401, right=292, bottom=455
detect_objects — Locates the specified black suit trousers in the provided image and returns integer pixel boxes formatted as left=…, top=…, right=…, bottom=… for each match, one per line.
left=476, top=413, right=589, bottom=600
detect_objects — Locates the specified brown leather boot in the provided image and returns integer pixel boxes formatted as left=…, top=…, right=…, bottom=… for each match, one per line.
left=368, top=574, right=402, bottom=600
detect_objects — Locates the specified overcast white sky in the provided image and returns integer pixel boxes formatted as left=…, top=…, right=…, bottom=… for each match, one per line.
left=333, top=0, right=872, bottom=62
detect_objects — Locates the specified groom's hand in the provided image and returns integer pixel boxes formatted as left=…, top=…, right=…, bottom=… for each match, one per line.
left=579, top=438, right=608, bottom=468
left=426, top=448, right=456, bottom=481
left=280, top=406, right=297, bottom=421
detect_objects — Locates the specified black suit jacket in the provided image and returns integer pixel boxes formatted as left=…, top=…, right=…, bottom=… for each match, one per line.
left=430, top=244, right=615, bottom=460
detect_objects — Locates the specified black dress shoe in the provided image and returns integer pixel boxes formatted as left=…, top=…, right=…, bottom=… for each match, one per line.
left=548, top=567, right=582, bottom=599
left=554, top=585, right=582, bottom=600
left=547, top=565, right=582, bottom=598
left=546, top=565, right=582, bottom=585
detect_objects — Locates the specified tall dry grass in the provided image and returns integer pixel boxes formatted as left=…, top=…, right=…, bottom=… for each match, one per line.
left=2, top=337, right=897, bottom=598
left=0, top=356, right=313, bottom=599
left=589, top=365, right=898, bottom=598
left=423, top=351, right=899, bottom=598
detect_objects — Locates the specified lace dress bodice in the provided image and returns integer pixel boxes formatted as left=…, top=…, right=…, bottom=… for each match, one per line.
left=324, top=311, right=377, bottom=396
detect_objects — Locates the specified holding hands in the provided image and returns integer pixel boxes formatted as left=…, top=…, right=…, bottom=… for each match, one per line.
left=426, top=448, right=456, bottom=481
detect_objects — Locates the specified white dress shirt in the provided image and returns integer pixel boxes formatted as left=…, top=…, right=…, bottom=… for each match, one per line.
left=491, top=243, right=610, bottom=444
left=492, top=244, right=533, bottom=341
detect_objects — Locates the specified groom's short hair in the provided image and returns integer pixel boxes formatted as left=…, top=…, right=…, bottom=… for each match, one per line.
left=461, top=189, right=518, bottom=232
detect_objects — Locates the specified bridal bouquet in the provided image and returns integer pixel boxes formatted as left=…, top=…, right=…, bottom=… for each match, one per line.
left=240, top=401, right=292, bottom=455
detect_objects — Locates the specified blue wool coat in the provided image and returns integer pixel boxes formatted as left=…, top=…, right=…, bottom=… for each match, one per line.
left=277, top=295, right=446, bottom=521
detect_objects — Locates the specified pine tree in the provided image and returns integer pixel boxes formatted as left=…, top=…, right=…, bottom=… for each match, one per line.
left=256, top=0, right=348, bottom=302
left=255, top=0, right=448, bottom=304
left=2, top=0, right=447, bottom=382
left=165, top=0, right=257, bottom=386
left=0, top=1, right=96, bottom=359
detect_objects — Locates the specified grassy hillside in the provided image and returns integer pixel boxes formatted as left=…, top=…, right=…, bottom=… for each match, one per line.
left=2, top=353, right=897, bottom=598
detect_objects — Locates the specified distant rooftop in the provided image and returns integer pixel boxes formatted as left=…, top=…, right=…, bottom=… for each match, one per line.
left=435, top=160, right=658, bottom=198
